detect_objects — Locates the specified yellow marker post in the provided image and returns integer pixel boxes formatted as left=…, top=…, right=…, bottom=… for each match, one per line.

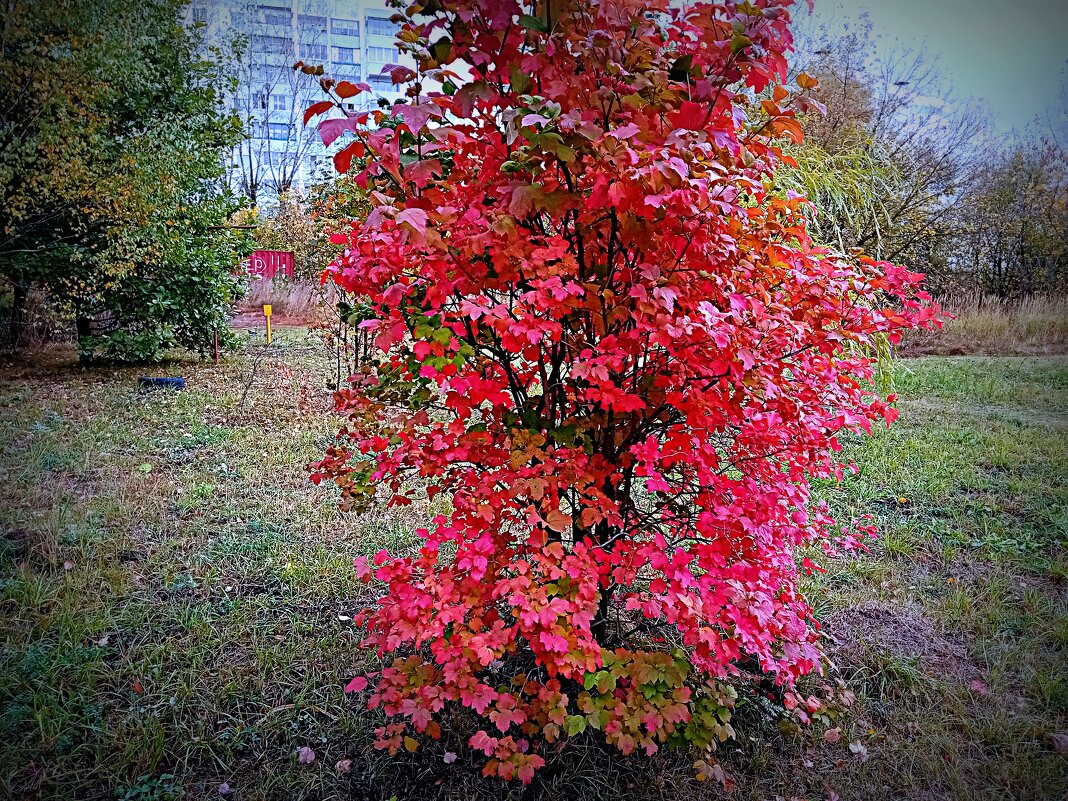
left=263, top=304, right=273, bottom=345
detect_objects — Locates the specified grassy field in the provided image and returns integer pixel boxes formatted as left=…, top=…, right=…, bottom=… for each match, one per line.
left=1, top=330, right=1065, bottom=800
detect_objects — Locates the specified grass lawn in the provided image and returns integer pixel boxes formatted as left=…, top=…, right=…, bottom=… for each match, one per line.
left=1, top=331, right=1065, bottom=800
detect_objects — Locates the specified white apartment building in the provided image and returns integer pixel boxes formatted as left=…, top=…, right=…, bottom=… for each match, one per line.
left=186, top=0, right=412, bottom=203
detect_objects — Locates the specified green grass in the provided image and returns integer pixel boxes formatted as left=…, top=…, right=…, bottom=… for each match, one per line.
left=1, top=342, right=1065, bottom=800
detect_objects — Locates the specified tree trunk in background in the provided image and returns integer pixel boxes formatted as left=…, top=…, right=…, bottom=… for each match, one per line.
left=8, top=278, right=28, bottom=349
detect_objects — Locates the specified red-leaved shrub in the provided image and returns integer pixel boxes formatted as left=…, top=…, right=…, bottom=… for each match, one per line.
left=307, top=0, right=939, bottom=782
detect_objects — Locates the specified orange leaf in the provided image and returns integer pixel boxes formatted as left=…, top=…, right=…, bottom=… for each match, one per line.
left=336, top=80, right=362, bottom=99
left=760, top=99, right=780, bottom=117
left=545, top=510, right=572, bottom=532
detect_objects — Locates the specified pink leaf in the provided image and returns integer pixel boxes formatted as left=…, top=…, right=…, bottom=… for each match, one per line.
left=396, top=208, right=429, bottom=243
left=353, top=555, right=372, bottom=580
left=394, top=102, right=442, bottom=132
left=319, top=117, right=361, bottom=147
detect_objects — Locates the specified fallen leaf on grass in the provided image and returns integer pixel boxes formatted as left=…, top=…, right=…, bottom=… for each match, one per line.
left=848, top=741, right=868, bottom=762
left=344, top=675, right=368, bottom=693
left=63, top=560, right=75, bottom=571
left=823, top=727, right=842, bottom=744
left=297, top=746, right=316, bottom=764
left=968, top=679, right=989, bottom=695
left=1051, top=733, right=1068, bottom=754
left=218, top=783, right=232, bottom=796
left=693, top=759, right=734, bottom=790
left=443, top=751, right=457, bottom=764
left=335, top=758, right=352, bottom=774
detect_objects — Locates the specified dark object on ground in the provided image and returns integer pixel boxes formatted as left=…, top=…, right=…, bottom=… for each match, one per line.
left=138, top=377, right=185, bottom=390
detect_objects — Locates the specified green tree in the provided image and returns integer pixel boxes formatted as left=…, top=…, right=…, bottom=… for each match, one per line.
left=0, top=0, right=248, bottom=358
left=780, top=17, right=985, bottom=270
left=948, top=143, right=1068, bottom=300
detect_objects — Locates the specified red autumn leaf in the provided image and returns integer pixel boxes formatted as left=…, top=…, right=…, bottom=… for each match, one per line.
left=404, top=158, right=442, bottom=188
left=304, top=100, right=334, bottom=126
left=668, top=100, right=709, bottom=131
left=333, top=140, right=364, bottom=174
left=335, top=80, right=364, bottom=99
left=384, top=63, right=416, bottom=84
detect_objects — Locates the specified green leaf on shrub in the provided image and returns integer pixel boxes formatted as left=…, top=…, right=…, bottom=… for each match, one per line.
left=563, top=715, right=586, bottom=735
left=519, top=14, right=548, bottom=33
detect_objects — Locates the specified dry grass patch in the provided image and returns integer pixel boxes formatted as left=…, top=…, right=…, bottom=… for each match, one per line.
left=904, top=295, right=1068, bottom=356
left=235, top=279, right=330, bottom=327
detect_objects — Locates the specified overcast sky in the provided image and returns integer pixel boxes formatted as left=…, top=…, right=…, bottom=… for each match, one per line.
left=804, top=0, right=1068, bottom=134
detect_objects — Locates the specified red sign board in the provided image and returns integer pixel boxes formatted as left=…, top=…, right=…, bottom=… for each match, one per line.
left=248, top=250, right=295, bottom=279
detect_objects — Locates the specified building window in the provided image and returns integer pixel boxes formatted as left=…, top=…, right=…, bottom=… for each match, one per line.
left=332, top=65, right=361, bottom=82
left=192, top=4, right=208, bottom=23
left=252, top=92, right=267, bottom=110
left=270, top=94, right=289, bottom=112
left=298, top=14, right=326, bottom=33
left=300, top=42, right=327, bottom=60
left=331, top=18, right=359, bottom=37
left=267, top=68, right=292, bottom=88
left=364, top=16, right=395, bottom=36
left=267, top=122, right=292, bottom=140
left=366, top=46, right=398, bottom=64
left=259, top=5, right=291, bottom=26
left=332, top=46, right=358, bottom=65
left=253, top=35, right=290, bottom=55
left=368, top=74, right=393, bottom=89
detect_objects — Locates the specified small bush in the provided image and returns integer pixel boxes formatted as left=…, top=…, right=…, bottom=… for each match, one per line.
left=308, top=0, right=937, bottom=783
